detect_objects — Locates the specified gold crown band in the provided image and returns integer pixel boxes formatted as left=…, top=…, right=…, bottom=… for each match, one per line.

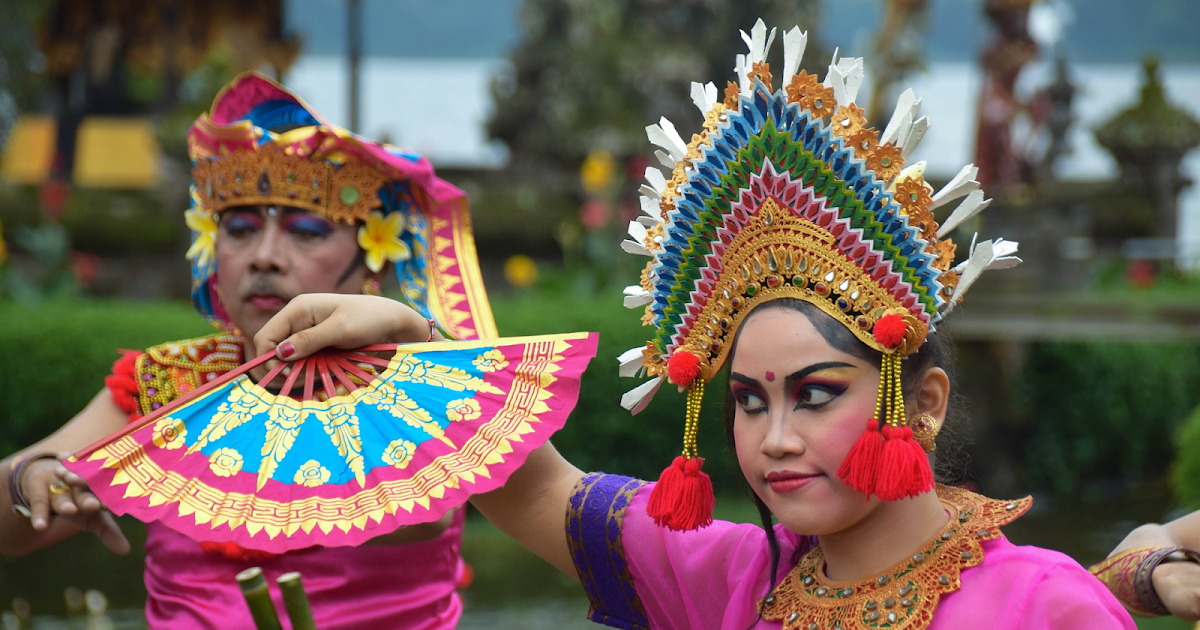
left=192, top=146, right=390, bottom=223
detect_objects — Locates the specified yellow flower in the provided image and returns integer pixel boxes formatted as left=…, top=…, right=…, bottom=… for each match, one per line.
left=294, top=460, right=331, bottom=487
left=152, top=417, right=187, bottom=450
left=357, top=211, right=411, bottom=273
left=580, top=149, right=616, bottom=194
left=184, top=209, right=218, bottom=268
left=446, top=398, right=482, bottom=422
left=504, top=255, right=538, bottom=287
left=472, top=349, right=508, bottom=373
left=208, top=448, right=244, bottom=477
left=382, top=439, right=418, bottom=469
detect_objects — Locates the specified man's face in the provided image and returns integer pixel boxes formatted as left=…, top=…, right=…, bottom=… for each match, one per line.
left=214, top=205, right=367, bottom=339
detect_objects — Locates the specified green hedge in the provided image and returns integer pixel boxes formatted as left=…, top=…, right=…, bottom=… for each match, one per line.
left=0, top=294, right=746, bottom=492
left=1015, top=342, right=1200, bottom=497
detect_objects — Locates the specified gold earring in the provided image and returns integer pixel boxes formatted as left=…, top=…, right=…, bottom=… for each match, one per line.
left=909, top=413, right=940, bottom=453
left=362, top=279, right=382, bottom=296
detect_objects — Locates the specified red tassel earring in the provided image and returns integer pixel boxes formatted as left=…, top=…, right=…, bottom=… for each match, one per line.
left=874, top=352, right=935, bottom=501
left=838, top=313, right=934, bottom=501
left=647, top=380, right=715, bottom=530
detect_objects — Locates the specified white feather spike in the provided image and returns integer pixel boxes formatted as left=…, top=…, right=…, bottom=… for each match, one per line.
left=736, top=54, right=749, bottom=92
left=628, top=220, right=648, bottom=242
left=621, top=376, right=663, bottom=414
left=822, top=48, right=838, bottom=88
left=836, top=57, right=865, bottom=104
left=623, top=286, right=652, bottom=309
left=646, top=121, right=686, bottom=161
left=901, top=116, right=930, bottom=157
left=691, top=82, right=712, bottom=115
left=644, top=167, right=668, bottom=195
left=654, top=149, right=676, bottom=169
left=705, top=82, right=718, bottom=110
left=618, top=347, right=646, bottom=378
left=639, top=185, right=660, bottom=200
left=947, top=237, right=1021, bottom=310
left=658, top=118, right=688, bottom=158
left=937, top=190, right=990, bottom=238
left=781, top=27, right=808, bottom=85
left=881, top=89, right=919, bottom=146
left=636, top=215, right=658, bottom=228
left=621, top=240, right=652, bottom=256
left=825, top=63, right=848, bottom=106
left=639, top=196, right=659, bottom=217
left=930, top=164, right=980, bottom=210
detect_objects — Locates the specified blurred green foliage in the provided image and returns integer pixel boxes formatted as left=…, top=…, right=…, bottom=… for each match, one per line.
left=0, top=300, right=211, bottom=457
left=1015, top=342, right=1200, bottom=498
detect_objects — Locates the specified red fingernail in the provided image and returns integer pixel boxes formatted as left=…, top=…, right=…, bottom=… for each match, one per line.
left=277, top=342, right=295, bottom=359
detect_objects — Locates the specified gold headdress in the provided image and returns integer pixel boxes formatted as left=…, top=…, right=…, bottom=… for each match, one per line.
left=619, top=21, right=1020, bottom=529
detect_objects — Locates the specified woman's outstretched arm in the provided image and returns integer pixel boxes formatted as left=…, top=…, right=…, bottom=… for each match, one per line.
left=470, top=442, right=585, bottom=577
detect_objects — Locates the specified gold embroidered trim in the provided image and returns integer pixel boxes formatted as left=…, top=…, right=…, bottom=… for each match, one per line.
left=137, top=334, right=243, bottom=416
left=761, top=486, right=1032, bottom=630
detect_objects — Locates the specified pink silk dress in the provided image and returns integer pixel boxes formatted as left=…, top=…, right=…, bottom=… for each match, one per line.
left=144, top=515, right=463, bottom=630
left=567, top=473, right=1136, bottom=630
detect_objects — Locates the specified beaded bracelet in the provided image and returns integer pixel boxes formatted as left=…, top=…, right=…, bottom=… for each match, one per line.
left=7, top=451, right=61, bottom=517
left=426, top=318, right=437, bottom=342
left=1089, top=545, right=1200, bottom=616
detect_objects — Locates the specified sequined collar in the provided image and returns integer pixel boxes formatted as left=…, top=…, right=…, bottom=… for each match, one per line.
left=760, top=485, right=1032, bottom=630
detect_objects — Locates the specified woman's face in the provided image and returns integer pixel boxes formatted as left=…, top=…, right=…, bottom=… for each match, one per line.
left=731, top=306, right=882, bottom=535
left=215, top=205, right=367, bottom=339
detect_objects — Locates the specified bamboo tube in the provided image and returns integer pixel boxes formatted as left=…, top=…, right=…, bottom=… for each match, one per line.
left=236, top=567, right=283, bottom=630
left=277, top=572, right=318, bottom=630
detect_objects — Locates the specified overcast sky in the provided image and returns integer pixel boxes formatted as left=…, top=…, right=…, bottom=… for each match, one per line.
left=285, top=0, right=1200, bottom=63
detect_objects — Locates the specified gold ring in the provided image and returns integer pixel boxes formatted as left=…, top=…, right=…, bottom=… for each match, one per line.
left=48, top=481, right=69, bottom=496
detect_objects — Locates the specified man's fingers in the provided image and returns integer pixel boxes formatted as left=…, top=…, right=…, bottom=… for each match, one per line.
left=27, top=492, right=50, bottom=530
left=48, top=481, right=78, bottom=516
left=90, top=512, right=130, bottom=555
left=71, top=486, right=101, bottom=513
left=252, top=296, right=328, bottom=359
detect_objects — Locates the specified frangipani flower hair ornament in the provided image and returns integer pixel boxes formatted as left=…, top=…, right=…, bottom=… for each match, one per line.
left=619, top=20, right=1020, bottom=530
left=186, top=72, right=496, bottom=341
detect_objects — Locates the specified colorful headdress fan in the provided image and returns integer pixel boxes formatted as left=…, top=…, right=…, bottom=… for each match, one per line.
left=185, top=72, right=496, bottom=340
left=618, top=20, right=1020, bottom=530
left=66, top=333, right=598, bottom=552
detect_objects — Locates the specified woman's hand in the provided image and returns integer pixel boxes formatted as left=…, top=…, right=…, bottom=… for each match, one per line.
left=20, top=454, right=130, bottom=554
left=1153, top=560, right=1200, bottom=620
left=251, top=294, right=436, bottom=378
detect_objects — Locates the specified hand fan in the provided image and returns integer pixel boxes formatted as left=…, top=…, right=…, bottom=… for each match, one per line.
left=65, top=333, right=598, bottom=552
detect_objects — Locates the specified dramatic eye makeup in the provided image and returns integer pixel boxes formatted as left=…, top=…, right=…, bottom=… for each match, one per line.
left=731, top=362, right=856, bottom=413
left=283, top=213, right=335, bottom=237
left=221, top=211, right=262, bottom=235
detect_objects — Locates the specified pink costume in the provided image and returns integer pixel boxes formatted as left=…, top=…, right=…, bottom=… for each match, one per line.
left=143, top=518, right=462, bottom=630
left=568, top=474, right=1135, bottom=630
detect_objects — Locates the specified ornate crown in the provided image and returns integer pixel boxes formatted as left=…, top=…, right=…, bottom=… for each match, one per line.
left=619, top=21, right=1019, bottom=529
left=190, top=145, right=389, bottom=224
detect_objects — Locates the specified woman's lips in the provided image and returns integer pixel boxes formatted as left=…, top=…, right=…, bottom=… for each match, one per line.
left=247, top=294, right=287, bottom=310
left=766, top=470, right=820, bottom=493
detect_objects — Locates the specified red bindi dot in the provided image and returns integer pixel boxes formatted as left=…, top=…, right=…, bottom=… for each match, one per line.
left=765, top=371, right=775, bottom=382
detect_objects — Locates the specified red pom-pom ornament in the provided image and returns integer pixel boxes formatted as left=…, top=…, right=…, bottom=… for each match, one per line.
left=872, top=313, right=908, bottom=349
left=666, top=350, right=701, bottom=387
